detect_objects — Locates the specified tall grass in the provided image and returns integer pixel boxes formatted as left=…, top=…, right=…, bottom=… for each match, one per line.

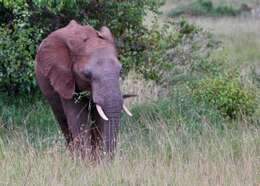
left=0, top=108, right=259, bottom=185
left=121, top=71, right=168, bottom=107
left=0, top=78, right=259, bottom=185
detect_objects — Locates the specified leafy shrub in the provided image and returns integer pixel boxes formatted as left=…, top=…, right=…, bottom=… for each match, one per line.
left=0, top=2, right=13, bottom=24
left=165, top=19, right=221, bottom=85
left=0, top=12, right=43, bottom=94
left=168, top=0, right=241, bottom=17
left=132, top=18, right=215, bottom=82
left=128, top=23, right=178, bottom=81
left=192, top=77, right=256, bottom=119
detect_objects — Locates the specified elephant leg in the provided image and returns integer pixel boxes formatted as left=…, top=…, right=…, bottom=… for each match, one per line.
left=46, top=94, right=72, bottom=144
left=36, top=69, right=72, bottom=144
left=61, top=98, right=93, bottom=158
left=90, top=108, right=106, bottom=159
left=90, top=124, right=102, bottom=160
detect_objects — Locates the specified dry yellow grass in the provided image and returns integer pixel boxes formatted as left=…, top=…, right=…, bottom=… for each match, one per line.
left=121, top=71, right=167, bottom=107
left=0, top=122, right=259, bottom=186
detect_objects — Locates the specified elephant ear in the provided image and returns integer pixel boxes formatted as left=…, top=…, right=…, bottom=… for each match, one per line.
left=36, top=36, right=75, bottom=99
left=97, top=26, right=115, bottom=44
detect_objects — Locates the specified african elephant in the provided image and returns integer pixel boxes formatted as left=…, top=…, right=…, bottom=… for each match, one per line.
left=35, top=20, right=132, bottom=159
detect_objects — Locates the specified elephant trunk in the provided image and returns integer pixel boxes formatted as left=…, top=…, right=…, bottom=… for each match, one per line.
left=102, top=110, right=121, bottom=155
left=100, top=98, right=122, bottom=156
left=91, top=76, right=123, bottom=156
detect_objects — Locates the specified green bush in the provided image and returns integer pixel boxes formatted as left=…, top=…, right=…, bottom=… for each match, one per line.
left=168, top=0, right=241, bottom=17
left=165, top=19, right=221, bottom=86
left=133, top=19, right=212, bottom=82
left=0, top=17, right=43, bottom=94
left=128, top=23, right=179, bottom=81
left=192, top=77, right=256, bottom=119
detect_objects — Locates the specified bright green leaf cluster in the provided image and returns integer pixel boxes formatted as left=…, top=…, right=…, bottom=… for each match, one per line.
left=192, top=77, right=256, bottom=119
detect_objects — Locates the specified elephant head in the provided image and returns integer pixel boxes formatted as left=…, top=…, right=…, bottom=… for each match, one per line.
left=36, top=20, right=132, bottom=156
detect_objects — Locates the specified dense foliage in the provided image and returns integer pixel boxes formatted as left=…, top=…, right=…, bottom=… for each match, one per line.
left=0, top=0, right=164, bottom=95
left=0, top=12, right=43, bottom=93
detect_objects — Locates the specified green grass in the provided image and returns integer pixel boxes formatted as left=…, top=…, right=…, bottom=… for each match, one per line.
left=0, top=96, right=59, bottom=148
left=168, top=0, right=243, bottom=17
left=192, top=18, right=260, bottom=64
left=165, top=0, right=259, bottom=8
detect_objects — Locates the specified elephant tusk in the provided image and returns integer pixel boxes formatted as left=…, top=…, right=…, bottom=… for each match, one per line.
left=96, top=105, right=109, bottom=121
left=123, top=104, right=132, bottom=117
left=123, top=94, right=138, bottom=99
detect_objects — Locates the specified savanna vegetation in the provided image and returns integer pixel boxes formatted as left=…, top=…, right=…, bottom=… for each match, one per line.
left=0, top=0, right=259, bottom=185
left=168, top=0, right=251, bottom=17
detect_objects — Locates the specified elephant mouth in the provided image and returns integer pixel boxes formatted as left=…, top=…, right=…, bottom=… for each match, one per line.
left=74, top=91, right=135, bottom=121
left=95, top=103, right=132, bottom=121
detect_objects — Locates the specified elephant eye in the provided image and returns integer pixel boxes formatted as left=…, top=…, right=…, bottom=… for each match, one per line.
left=83, top=37, right=88, bottom=42
left=84, top=70, right=92, bottom=80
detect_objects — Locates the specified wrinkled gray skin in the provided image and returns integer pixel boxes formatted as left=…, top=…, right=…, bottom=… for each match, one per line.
left=86, top=48, right=123, bottom=156
left=35, top=20, right=123, bottom=159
